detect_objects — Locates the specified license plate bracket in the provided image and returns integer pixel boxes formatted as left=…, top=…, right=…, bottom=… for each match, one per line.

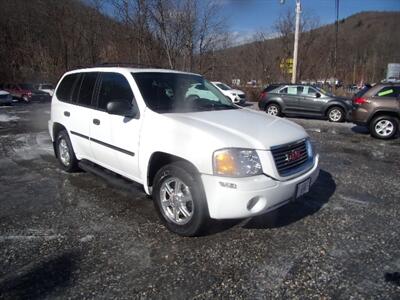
left=296, top=178, right=311, bottom=199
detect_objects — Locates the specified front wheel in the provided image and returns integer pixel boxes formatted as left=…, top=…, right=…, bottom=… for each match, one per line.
left=265, top=103, right=281, bottom=117
left=153, top=162, right=209, bottom=236
left=327, top=106, right=345, bottom=122
left=370, top=116, right=398, bottom=139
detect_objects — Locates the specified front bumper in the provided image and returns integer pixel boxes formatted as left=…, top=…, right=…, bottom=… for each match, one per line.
left=201, top=155, right=320, bottom=219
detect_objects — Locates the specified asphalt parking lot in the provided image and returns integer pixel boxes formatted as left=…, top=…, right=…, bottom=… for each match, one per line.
left=0, top=102, right=399, bottom=299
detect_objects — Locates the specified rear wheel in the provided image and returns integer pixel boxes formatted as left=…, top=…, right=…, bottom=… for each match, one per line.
left=56, top=130, right=79, bottom=172
left=153, top=161, right=209, bottom=236
left=265, top=103, right=281, bottom=117
left=370, top=115, right=398, bottom=139
left=21, top=95, right=29, bottom=103
left=327, top=106, right=345, bottom=122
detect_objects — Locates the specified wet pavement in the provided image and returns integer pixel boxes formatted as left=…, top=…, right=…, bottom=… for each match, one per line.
left=0, top=102, right=399, bottom=299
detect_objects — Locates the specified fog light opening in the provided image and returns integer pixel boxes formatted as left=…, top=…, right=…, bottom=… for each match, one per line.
left=247, top=197, right=259, bottom=210
left=247, top=196, right=267, bottom=213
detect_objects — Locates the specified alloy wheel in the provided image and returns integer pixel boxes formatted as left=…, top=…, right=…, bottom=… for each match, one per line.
left=375, top=120, right=394, bottom=137
left=159, top=177, right=194, bottom=225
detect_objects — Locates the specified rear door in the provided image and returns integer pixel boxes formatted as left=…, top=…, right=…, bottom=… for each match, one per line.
left=371, top=86, right=400, bottom=113
left=90, top=72, right=140, bottom=180
left=277, top=86, right=302, bottom=112
left=67, top=72, right=98, bottom=160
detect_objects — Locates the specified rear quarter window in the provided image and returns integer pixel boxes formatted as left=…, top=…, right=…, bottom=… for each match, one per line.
left=56, top=74, right=79, bottom=102
left=375, top=86, right=400, bottom=98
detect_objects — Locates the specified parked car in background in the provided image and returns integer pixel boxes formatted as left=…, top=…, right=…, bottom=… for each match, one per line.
left=37, top=83, right=55, bottom=96
left=352, top=83, right=399, bottom=139
left=4, top=83, right=51, bottom=102
left=212, top=81, right=246, bottom=104
left=0, top=90, right=13, bottom=106
left=258, top=84, right=352, bottom=122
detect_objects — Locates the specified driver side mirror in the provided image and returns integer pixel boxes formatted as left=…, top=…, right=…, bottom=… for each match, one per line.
left=106, top=100, right=138, bottom=118
left=315, top=92, right=321, bottom=98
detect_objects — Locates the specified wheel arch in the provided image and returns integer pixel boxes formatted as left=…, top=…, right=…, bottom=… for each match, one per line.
left=146, top=152, right=201, bottom=194
left=52, top=122, right=67, bottom=158
left=368, top=110, right=400, bottom=125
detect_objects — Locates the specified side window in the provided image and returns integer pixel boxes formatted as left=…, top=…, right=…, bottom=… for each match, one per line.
left=98, top=73, right=134, bottom=110
left=296, top=86, right=304, bottom=94
left=279, top=87, right=288, bottom=94
left=77, top=72, right=98, bottom=107
left=307, top=87, right=318, bottom=96
left=375, top=86, right=398, bottom=98
left=56, top=74, right=79, bottom=102
left=287, top=86, right=298, bottom=95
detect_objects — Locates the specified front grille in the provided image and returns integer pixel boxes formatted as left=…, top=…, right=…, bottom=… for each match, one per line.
left=271, top=139, right=309, bottom=176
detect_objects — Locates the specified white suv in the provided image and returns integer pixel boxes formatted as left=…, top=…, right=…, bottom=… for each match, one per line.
left=49, top=67, right=319, bottom=236
left=212, top=81, right=246, bottom=104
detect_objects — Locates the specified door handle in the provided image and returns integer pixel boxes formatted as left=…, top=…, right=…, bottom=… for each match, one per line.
left=93, top=119, right=100, bottom=125
left=64, top=111, right=70, bottom=117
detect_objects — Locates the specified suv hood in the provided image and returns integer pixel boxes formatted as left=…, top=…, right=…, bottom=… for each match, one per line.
left=165, top=108, right=308, bottom=150
left=230, top=89, right=244, bottom=95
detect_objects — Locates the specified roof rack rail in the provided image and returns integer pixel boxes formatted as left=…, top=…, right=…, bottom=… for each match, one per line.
left=70, top=62, right=167, bottom=70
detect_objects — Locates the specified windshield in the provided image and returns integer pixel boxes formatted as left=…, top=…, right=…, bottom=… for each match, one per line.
left=216, top=83, right=232, bottom=91
left=132, top=73, right=237, bottom=113
left=20, top=84, right=35, bottom=90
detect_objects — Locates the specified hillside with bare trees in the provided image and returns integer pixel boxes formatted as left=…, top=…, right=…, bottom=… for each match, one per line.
left=0, top=0, right=398, bottom=85
left=212, top=11, right=400, bottom=85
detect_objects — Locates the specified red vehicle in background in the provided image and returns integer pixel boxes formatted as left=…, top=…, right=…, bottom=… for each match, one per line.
left=3, top=83, right=51, bottom=103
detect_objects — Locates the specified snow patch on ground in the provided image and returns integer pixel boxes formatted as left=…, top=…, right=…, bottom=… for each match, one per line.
left=0, top=114, right=19, bottom=122
left=9, top=132, right=53, bottom=160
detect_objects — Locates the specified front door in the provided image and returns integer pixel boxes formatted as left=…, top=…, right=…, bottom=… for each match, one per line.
left=90, top=72, right=141, bottom=181
left=299, top=86, right=327, bottom=113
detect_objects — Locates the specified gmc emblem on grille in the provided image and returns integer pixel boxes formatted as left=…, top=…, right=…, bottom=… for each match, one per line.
left=285, top=150, right=302, bottom=162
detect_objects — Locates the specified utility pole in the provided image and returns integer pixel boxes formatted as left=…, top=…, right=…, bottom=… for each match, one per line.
left=279, top=0, right=301, bottom=83
left=292, top=0, right=301, bottom=84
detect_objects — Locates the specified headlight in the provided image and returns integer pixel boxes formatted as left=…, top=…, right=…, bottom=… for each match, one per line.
left=213, top=148, right=262, bottom=177
left=305, top=139, right=313, bottom=158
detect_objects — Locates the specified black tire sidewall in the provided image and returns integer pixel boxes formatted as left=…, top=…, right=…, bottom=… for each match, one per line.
left=370, top=116, right=399, bottom=139
left=328, top=106, right=345, bottom=122
left=153, top=162, right=209, bottom=237
left=266, top=103, right=281, bottom=116
left=56, top=130, right=78, bottom=172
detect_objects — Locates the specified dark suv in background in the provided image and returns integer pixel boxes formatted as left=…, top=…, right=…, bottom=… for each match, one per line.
left=352, top=83, right=399, bottom=139
left=258, top=84, right=352, bottom=122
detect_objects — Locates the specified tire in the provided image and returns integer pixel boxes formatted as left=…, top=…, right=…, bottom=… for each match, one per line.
left=327, top=106, right=345, bottom=122
left=153, top=161, right=209, bottom=237
left=55, top=130, right=79, bottom=172
left=21, top=95, right=29, bottom=103
left=369, top=115, right=398, bottom=140
left=265, top=103, right=281, bottom=117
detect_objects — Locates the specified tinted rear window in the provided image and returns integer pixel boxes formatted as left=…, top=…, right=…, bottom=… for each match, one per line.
left=56, top=74, right=79, bottom=102
left=375, top=86, right=400, bottom=98
left=77, top=72, right=98, bottom=107
left=263, top=84, right=281, bottom=92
